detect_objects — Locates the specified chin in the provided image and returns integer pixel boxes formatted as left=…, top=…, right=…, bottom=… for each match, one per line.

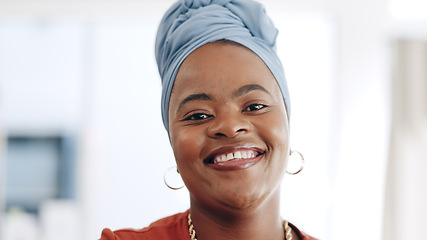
left=218, top=189, right=264, bottom=210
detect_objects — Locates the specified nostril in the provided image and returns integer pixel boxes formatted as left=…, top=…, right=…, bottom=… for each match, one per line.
left=236, top=128, right=246, bottom=133
left=208, top=117, right=251, bottom=138
left=214, top=133, right=227, bottom=137
left=213, top=128, right=247, bottom=138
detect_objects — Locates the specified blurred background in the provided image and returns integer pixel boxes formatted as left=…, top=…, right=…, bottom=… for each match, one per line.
left=0, top=0, right=426, bottom=239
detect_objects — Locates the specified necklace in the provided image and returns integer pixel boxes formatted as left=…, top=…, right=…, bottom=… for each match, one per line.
left=187, top=213, right=293, bottom=240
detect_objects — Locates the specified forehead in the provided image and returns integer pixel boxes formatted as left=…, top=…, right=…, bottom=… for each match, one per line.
left=171, top=42, right=280, bottom=98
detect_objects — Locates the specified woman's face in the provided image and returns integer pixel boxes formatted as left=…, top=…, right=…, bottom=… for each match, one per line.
left=168, top=42, right=289, bottom=211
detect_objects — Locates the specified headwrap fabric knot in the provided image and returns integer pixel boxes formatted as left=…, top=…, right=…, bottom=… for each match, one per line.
left=180, top=0, right=231, bottom=11
left=155, top=0, right=290, bottom=132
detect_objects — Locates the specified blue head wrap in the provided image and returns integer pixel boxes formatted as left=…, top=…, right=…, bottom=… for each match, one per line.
left=155, top=0, right=290, bottom=132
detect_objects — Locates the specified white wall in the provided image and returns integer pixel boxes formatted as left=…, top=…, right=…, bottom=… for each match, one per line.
left=79, top=17, right=189, bottom=239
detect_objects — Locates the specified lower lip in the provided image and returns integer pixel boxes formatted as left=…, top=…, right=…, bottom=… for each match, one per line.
left=206, top=155, right=263, bottom=171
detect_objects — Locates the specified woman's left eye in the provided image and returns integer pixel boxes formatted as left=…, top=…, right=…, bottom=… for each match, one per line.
left=243, top=104, right=267, bottom=112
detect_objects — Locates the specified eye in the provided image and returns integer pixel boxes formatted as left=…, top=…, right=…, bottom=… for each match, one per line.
left=184, top=112, right=213, bottom=121
left=243, top=103, right=267, bottom=112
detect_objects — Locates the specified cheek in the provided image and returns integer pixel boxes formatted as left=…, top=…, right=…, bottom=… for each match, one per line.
left=260, top=109, right=289, bottom=146
left=256, top=109, right=290, bottom=172
left=170, top=127, right=209, bottom=195
left=170, top=127, right=203, bottom=170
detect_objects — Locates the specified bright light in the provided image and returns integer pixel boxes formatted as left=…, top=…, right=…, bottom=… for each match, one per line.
left=388, top=0, right=427, bottom=19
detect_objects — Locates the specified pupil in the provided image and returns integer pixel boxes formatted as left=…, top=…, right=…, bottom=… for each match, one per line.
left=195, top=114, right=205, bottom=119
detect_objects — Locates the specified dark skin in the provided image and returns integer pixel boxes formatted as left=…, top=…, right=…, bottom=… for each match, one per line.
left=168, top=42, right=300, bottom=240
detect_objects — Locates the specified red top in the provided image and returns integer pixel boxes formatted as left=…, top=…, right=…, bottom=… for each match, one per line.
left=100, top=210, right=318, bottom=240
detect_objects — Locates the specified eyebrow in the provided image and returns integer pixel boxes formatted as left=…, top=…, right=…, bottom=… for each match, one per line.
left=177, top=93, right=212, bottom=112
left=232, top=84, right=271, bottom=98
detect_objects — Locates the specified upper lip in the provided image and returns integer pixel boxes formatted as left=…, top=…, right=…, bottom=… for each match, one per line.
left=203, top=143, right=265, bottom=164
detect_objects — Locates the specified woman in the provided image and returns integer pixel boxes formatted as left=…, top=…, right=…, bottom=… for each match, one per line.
left=100, top=0, right=317, bottom=239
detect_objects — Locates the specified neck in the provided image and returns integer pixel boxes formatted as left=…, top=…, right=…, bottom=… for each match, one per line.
left=189, top=190, right=285, bottom=240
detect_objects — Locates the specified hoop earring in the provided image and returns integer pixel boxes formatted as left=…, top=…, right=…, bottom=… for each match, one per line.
left=286, top=150, right=304, bottom=175
left=164, top=166, right=185, bottom=190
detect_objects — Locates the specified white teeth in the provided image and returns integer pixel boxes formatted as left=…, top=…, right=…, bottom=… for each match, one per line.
left=214, top=150, right=258, bottom=163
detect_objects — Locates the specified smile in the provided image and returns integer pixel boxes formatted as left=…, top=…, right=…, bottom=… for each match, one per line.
left=205, top=147, right=265, bottom=171
left=214, top=150, right=258, bottom=163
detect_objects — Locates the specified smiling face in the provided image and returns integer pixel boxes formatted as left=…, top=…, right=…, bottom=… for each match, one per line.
left=168, top=42, right=290, bottom=212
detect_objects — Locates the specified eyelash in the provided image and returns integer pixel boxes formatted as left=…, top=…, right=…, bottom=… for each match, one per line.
left=243, top=103, right=268, bottom=112
left=184, top=112, right=213, bottom=121
left=183, top=103, right=268, bottom=122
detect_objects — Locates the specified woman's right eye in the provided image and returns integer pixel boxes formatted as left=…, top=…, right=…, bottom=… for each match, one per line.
left=184, top=113, right=212, bottom=121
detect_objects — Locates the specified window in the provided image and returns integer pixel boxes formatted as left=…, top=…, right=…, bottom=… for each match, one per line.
left=5, top=135, right=76, bottom=214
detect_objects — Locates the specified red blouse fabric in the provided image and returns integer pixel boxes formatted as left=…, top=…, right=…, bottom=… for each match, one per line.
left=100, top=210, right=318, bottom=240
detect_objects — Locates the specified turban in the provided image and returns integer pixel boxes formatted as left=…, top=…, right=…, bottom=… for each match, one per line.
left=155, top=0, right=290, bottom=132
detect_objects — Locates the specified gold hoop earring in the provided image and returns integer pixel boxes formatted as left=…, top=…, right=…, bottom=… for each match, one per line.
left=286, top=150, right=304, bottom=175
left=164, top=166, right=185, bottom=190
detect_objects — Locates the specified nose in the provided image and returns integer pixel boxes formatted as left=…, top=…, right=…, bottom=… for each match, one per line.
left=207, top=110, right=252, bottom=138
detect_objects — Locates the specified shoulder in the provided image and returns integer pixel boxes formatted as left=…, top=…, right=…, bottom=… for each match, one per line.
left=99, top=210, right=190, bottom=240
